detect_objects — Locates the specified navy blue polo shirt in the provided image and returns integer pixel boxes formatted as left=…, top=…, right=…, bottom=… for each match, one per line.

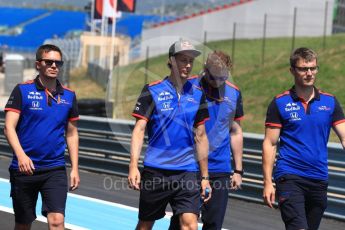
left=265, top=86, right=345, bottom=180
left=5, top=76, right=79, bottom=170
left=190, top=77, right=244, bottom=174
left=132, top=77, right=209, bottom=171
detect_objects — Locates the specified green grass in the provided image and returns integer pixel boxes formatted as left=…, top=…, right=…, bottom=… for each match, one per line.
left=75, top=34, right=345, bottom=140
left=69, top=67, right=106, bottom=99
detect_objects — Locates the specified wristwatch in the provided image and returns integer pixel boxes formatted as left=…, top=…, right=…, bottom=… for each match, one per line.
left=234, top=169, right=244, bottom=176
left=201, top=176, right=210, bottom=180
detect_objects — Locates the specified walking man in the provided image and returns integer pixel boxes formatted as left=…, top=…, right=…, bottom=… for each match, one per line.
left=197, top=51, right=244, bottom=230
left=128, top=39, right=211, bottom=230
left=262, top=47, right=345, bottom=230
left=4, top=44, right=80, bottom=230
left=170, top=50, right=244, bottom=230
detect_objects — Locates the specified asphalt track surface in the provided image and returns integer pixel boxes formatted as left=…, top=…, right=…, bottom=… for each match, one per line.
left=0, top=156, right=343, bottom=230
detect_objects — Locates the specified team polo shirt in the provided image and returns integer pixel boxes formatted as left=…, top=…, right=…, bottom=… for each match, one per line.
left=132, top=77, right=209, bottom=171
left=190, top=77, right=244, bottom=174
left=5, top=76, right=79, bottom=170
left=265, top=86, right=345, bottom=180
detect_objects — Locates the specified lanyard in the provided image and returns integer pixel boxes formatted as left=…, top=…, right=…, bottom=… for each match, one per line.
left=45, top=89, right=60, bottom=104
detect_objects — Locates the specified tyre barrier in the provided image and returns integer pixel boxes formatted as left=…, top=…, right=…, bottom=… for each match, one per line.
left=78, top=98, right=113, bottom=117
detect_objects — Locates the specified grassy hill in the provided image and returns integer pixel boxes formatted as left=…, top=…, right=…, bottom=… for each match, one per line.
left=72, top=33, right=345, bottom=139
left=206, top=34, right=345, bottom=134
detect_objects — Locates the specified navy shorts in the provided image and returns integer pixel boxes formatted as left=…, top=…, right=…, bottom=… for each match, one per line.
left=139, top=167, right=200, bottom=221
left=275, top=174, right=328, bottom=230
left=9, top=167, right=68, bottom=224
left=169, top=173, right=230, bottom=230
left=201, top=174, right=230, bottom=230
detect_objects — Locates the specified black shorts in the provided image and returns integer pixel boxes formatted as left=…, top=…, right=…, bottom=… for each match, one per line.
left=9, top=167, right=68, bottom=224
left=275, top=174, right=328, bottom=230
left=139, top=167, right=200, bottom=221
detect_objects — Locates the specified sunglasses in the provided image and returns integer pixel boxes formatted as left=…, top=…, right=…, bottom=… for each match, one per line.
left=208, top=73, right=228, bottom=81
left=206, top=69, right=229, bottom=81
left=293, top=66, right=319, bottom=73
left=39, top=59, right=64, bottom=67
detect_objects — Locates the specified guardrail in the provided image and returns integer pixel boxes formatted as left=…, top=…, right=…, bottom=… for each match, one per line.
left=0, top=111, right=344, bottom=221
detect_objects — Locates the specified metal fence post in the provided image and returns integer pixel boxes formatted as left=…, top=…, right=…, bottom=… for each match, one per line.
left=144, top=46, right=149, bottom=85
left=291, top=7, right=297, bottom=52
left=231, top=22, right=237, bottom=72
left=203, top=31, right=207, bottom=64
left=323, top=1, right=329, bottom=49
left=262, top=14, right=267, bottom=67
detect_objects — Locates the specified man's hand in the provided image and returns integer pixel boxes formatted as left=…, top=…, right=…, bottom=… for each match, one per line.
left=201, top=179, right=212, bottom=202
left=263, top=182, right=276, bottom=208
left=128, top=166, right=141, bottom=190
left=231, top=173, right=242, bottom=190
left=262, top=127, right=280, bottom=209
left=69, top=169, right=80, bottom=191
left=128, top=119, right=146, bottom=190
left=17, top=153, right=35, bottom=175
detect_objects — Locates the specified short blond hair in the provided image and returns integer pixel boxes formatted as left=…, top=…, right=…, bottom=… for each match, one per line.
left=205, top=51, right=232, bottom=71
left=204, top=51, right=232, bottom=77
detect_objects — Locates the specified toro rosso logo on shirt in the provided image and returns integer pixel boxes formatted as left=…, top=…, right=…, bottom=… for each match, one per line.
left=224, top=96, right=232, bottom=103
left=289, top=112, right=301, bottom=121
left=318, top=105, right=331, bottom=111
left=285, top=102, right=300, bottom=112
left=59, top=99, right=70, bottom=105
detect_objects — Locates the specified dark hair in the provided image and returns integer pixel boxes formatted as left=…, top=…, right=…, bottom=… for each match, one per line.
left=290, top=47, right=317, bottom=67
left=36, top=44, right=63, bottom=61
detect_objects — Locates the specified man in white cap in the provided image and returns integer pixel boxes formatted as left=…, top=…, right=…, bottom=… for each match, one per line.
left=128, top=39, right=212, bottom=230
